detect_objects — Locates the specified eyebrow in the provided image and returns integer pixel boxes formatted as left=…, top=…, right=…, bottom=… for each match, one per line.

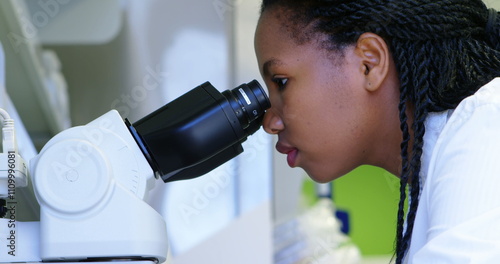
left=262, top=58, right=283, bottom=77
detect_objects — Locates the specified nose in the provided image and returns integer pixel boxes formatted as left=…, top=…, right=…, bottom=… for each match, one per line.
left=263, top=109, right=284, bottom=135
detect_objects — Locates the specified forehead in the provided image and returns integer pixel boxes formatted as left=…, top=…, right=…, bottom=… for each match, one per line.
left=255, top=9, right=340, bottom=75
left=259, top=6, right=317, bottom=43
left=255, top=10, right=292, bottom=52
left=256, top=9, right=314, bottom=69
left=256, top=8, right=315, bottom=50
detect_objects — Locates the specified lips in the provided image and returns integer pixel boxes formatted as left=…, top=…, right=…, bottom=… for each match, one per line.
left=276, top=142, right=298, bottom=167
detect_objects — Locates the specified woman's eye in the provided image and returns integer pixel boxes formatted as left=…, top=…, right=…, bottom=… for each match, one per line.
left=272, top=77, right=288, bottom=91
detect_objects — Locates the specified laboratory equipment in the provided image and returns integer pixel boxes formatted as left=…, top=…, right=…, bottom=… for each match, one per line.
left=0, top=80, right=270, bottom=263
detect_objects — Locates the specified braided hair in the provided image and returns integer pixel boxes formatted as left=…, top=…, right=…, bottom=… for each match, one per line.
left=260, top=0, right=500, bottom=262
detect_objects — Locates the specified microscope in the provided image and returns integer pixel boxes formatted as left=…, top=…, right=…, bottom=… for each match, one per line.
left=0, top=80, right=270, bottom=263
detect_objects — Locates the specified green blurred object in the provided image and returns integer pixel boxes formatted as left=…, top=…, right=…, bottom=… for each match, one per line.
left=300, top=177, right=319, bottom=208
left=301, top=165, right=402, bottom=256
left=333, top=165, right=401, bottom=256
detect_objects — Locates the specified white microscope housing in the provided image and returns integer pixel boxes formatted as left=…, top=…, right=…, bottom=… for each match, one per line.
left=30, top=110, right=168, bottom=262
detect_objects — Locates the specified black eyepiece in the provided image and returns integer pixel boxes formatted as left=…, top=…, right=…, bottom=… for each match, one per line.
left=127, top=80, right=270, bottom=182
left=222, top=80, right=270, bottom=128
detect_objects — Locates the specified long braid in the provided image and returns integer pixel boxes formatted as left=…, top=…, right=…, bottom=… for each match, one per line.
left=486, top=9, right=500, bottom=49
left=392, top=39, right=412, bottom=262
left=261, top=0, right=500, bottom=261
left=397, top=41, right=431, bottom=263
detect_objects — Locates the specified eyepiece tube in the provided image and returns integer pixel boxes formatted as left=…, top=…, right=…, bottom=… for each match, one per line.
left=222, top=80, right=270, bottom=128
left=127, top=80, right=270, bottom=182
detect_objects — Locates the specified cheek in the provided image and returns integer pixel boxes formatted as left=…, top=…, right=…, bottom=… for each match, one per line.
left=298, top=94, right=361, bottom=172
left=282, top=103, right=300, bottom=122
left=280, top=91, right=314, bottom=126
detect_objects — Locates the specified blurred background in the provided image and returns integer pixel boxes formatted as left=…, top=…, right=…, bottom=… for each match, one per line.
left=0, top=0, right=498, bottom=263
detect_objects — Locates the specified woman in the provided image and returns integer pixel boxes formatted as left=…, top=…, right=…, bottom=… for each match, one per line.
left=254, top=0, right=500, bottom=263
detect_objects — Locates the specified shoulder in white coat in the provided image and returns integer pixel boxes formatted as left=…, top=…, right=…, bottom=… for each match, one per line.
left=408, top=77, right=500, bottom=263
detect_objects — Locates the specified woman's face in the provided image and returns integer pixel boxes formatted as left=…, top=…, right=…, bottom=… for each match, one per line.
left=255, top=8, right=402, bottom=182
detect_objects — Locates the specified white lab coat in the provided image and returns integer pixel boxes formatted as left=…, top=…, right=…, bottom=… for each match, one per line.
left=406, top=77, right=500, bottom=263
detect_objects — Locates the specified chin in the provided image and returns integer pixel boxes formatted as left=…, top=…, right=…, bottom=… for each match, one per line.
left=305, top=172, right=334, bottom=183
left=305, top=168, right=344, bottom=183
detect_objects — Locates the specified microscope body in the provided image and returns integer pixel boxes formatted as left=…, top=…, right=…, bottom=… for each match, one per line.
left=0, top=80, right=269, bottom=263
left=29, top=110, right=168, bottom=262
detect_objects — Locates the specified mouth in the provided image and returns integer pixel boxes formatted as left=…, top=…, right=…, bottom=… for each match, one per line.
left=276, top=142, right=298, bottom=167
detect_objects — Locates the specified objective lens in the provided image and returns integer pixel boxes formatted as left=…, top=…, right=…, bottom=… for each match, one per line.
left=129, top=80, right=270, bottom=182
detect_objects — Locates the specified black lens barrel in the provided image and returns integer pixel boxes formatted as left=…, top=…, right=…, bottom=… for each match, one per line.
left=223, top=80, right=270, bottom=128
left=129, top=80, right=270, bottom=182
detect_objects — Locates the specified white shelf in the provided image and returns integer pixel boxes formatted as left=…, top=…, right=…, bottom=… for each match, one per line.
left=0, top=0, right=71, bottom=145
left=24, top=0, right=122, bottom=45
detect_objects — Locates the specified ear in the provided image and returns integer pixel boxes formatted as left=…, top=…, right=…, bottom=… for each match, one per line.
left=354, top=33, right=390, bottom=92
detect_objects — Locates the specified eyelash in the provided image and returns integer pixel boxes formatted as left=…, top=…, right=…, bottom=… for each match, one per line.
left=272, top=77, right=288, bottom=91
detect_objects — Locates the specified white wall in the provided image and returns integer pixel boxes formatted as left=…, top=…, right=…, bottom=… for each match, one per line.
left=485, top=0, right=500, bottom=9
